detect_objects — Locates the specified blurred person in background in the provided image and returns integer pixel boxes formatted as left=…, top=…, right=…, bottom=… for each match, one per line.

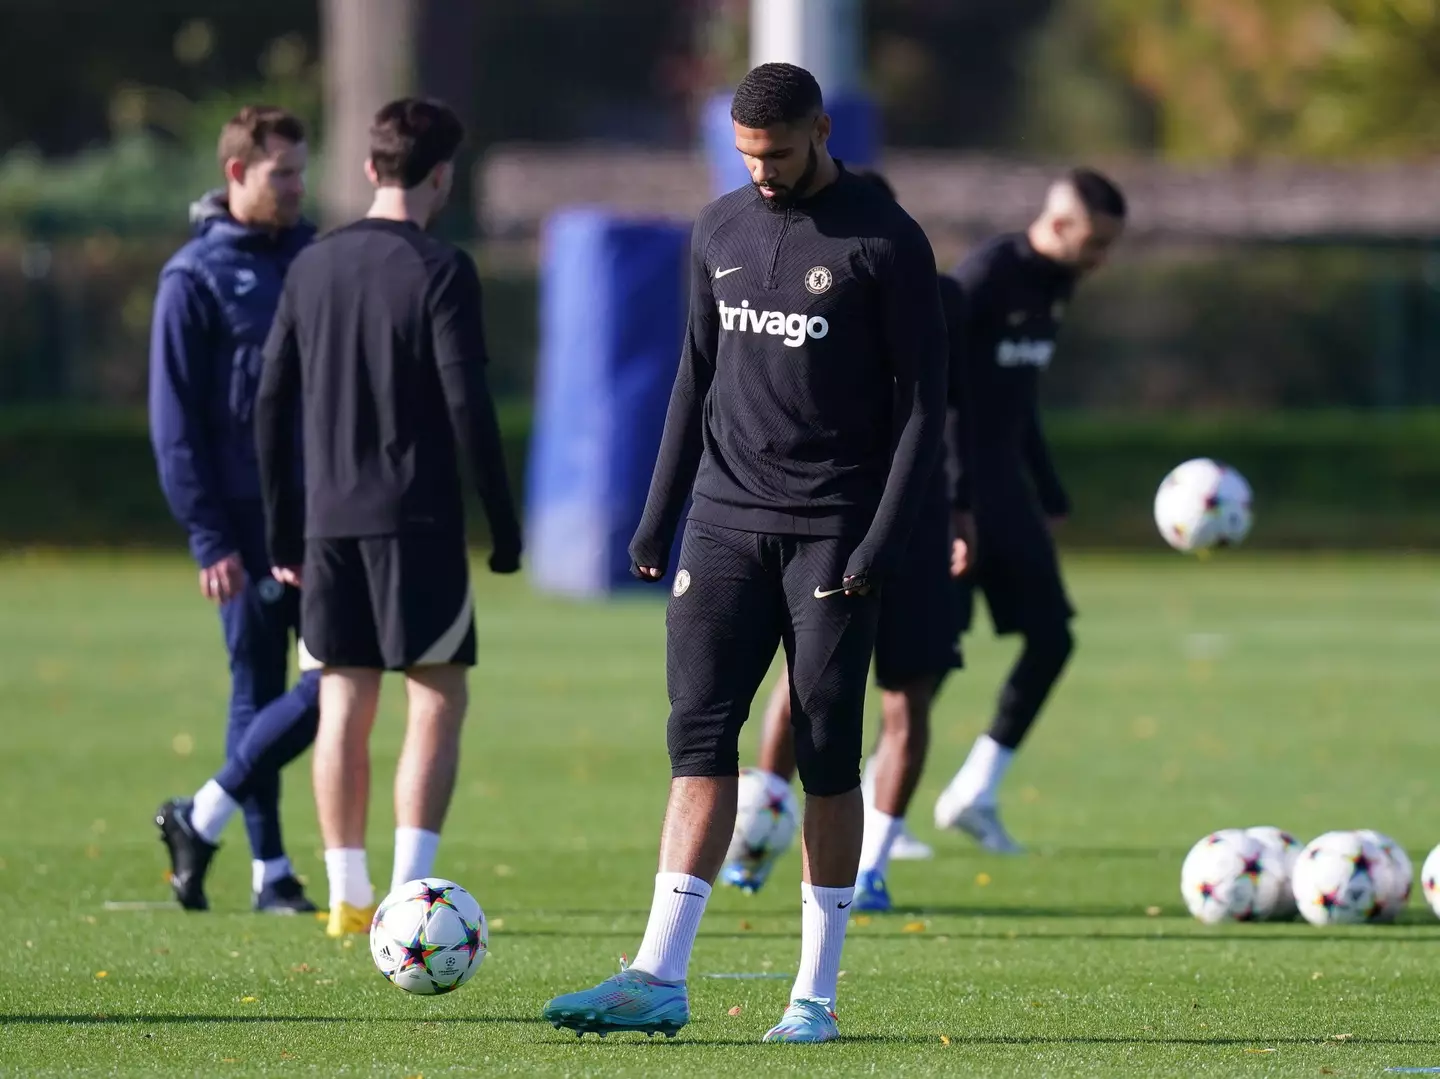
left=932, top=168, right=1126, bottom=852
left=148, top=106, right=319, bottom=914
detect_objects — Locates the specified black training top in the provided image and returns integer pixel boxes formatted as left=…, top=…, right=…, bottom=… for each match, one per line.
left=255, top=217, right=521, bottom=568
left=944, top=233, right=1076, bottom=516
left=629, top=168, right=948, bottom=582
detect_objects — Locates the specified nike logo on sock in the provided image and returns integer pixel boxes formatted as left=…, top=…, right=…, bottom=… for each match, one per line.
left=673, top=888, right=707, bottom=898
left=837, top=901, right=852, bottom=909
left=813, top=586, right=846, bottom=599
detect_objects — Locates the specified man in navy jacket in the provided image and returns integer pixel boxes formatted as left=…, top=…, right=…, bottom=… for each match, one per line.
left=149, top=106, right=320, bottom=914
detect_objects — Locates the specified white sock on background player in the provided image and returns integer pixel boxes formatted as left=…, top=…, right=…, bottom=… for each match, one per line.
left=391, top=827, right=441, bottom=891
left=943, top=734, right=1014, bottom=809
left=324, top=847, right=374, bottom=909
left=858, top=809, right=903, bottom=879
left=631, top=872, right=710, bottom=983
left=252, top=857, right=294, bottom=892
left=189, top=779, right=239, bottom=844
left=791, top=882, right=853, bottom=1005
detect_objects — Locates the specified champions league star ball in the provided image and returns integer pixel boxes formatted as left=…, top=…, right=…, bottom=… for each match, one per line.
left=1290, top=831, right=1384, bottom=926
left=726, top=767, right=800, bottom=879
left=1180, top=829, right=1283, bottom=923
left=1420, top=844, right=1440, bottom=920
left=1357, top=830, right=1413, bottom=923
left=1245, top=826, right=1305, bottom=920
left=1153, top=458, right=1253, bottom=553
left=370, top=877, right=488, bottom=994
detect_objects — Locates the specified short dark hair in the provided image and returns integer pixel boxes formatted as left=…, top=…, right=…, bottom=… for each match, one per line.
left=369, top=98, right=464, bottom=189
left=217, top=106, right=304, bottom=174
left=730, top=62, right=823, bottom=129
left=852, top=168, right=895, bottom=202
left=1069, top=167, right=1127, bottom=219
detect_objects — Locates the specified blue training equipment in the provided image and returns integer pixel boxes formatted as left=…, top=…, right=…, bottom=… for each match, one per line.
left=527, top=209, right=689, bottom=598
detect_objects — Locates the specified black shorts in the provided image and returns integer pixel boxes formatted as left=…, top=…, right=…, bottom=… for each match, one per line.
left=959, top=498, right=1075, bottom=637
left=665, top=519, right=880, bottom=796
left=872, top=500, right=963, bottom=690
left=299, top=533, right=476, bottom=672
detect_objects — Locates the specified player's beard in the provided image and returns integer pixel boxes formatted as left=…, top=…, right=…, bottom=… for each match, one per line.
left=755, top=144, right=819, bottom=212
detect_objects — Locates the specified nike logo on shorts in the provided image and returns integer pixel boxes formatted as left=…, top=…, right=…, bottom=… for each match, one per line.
left=813, top=586, right=846, bottom=599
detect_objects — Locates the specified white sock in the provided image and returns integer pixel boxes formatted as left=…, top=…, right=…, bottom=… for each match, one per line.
left=391, top=827, right=441, bottom=892
left=189, top=780, right=239, bottom=844
left=323, top=847, right=374, bottom=909
left=252, top=857, right=293, bottom=892
left=945, top=735, right=1015, bottom=808
left=860, top=757, right=877, bottom=804
left=630, top=872, right=711, bottom=983
left=858, top=810, right=904, bottom=878
left=791, top=882, right=853, bottom=1006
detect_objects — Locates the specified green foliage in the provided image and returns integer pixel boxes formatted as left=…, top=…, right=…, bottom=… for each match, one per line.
left=4, top=406, right=1440, bottom=550
left=1098, top=0, right=1440, bottom=160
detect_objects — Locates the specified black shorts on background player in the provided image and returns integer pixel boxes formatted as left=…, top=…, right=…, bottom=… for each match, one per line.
left=872, top=491, right=962, bottom=689
left=301, top=533, right=475, bottom=671
left=942, top=240, right=1077, bottom=636
left=256, top=218, right=521, bottom=668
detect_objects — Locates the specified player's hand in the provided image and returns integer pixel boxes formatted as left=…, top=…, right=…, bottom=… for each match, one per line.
left=271, top=565, right=303, bottom=589
left=489, top=547, right=521, bottom=574
left=200, top=553, right=245, bottom=603
left=950, top=537, right=971, bottom=578
left=633, top=564, right=664, bottom=582
left=842, top=572, right=871, bottom=597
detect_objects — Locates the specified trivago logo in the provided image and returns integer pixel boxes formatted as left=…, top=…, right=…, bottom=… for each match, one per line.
left=718, top=299, right=829, bottom=348
left=996, top=338, right=1056, bottom=368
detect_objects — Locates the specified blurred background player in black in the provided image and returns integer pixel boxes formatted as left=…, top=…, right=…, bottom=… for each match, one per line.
left=932, top=168, right=1127, bottom=853
left=733, top=168, right=961, bottom=911
left=543, top=64, right=946, bottom=1044
left=255, top=98, right=521, bottom=938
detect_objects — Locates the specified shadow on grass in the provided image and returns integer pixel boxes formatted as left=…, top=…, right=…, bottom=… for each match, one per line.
left=0, top=1015, right=550, bottom=1025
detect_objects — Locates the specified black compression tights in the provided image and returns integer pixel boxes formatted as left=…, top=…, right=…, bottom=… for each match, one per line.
left=988, top=623, right=1074, bottom=750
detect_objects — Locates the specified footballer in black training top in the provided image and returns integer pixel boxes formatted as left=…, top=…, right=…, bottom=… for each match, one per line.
left=932, top=168, right=1127, bottom=853
left=543, top=63, right=948, bottom=1045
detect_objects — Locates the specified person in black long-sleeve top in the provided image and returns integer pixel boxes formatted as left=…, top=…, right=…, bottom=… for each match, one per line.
left=543, top=64, right=947, bottom=1045
left=254, top=98, right=521, bottom=938
left=932, top=169, right=1127, bottom=853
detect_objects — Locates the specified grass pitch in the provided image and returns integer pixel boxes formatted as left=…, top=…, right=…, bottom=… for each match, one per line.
left=2, top=551, right=1440, bottom=1077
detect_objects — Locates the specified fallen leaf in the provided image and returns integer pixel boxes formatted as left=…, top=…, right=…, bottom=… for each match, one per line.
left=83, top=915, right=97, bottom=924
left=1244, top=1048, right=1276, bottom=1054
left=24, top=941, right=33, bottom=949
left=94, top=971, right=107, bottom=979
left=493, top=864, right=514, bottom=877
left=403, top=1073, right=423, bottom=1079
left=85, top=845, right=101, bottom=860
left=154, top=948, right=169, bottom=955
left=1312, top=971, right=1324, bottom=980
left=490, top=918, right=505, bottom=930
left=240, top=996, right=257, bottom=1003
left=315, top=979, right=336, bottom=986
left=728, top=1006, right=743, bottom=1017
left=1321, top=1069, right=1336, bottom=1075
left=940, top=1035, right=951, bottom=1046
left=902, top=921, right=927, bottom=933
left=851, top=915, right=872, bottom=927
left=280, top=1052, right=295, bottom=1060
left=1330, top=1033, right=1353, bottom=1041
left=1145, top=906, right=1162, bottom=917
left=292, top=963, right=313, bottom=973
left=837, top=970, right=848, bottom=979
left=172, top=733, right=194, bottom=757
left=975, top=872, right=992, bottom=886
left=739, top=920, right=752, bottom=931
left=341, top=938, right=354, bottom=949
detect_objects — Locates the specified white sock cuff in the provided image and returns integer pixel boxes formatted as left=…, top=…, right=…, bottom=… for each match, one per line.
left=655, top=871, right=712, bottom=901
left=802, top=882, right=855, bottom=907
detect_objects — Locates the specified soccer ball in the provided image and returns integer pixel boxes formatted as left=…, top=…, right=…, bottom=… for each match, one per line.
left=726, top=768, right=800, bottom=879
left=1290, top=831, right=1384, bottom=925
left=1180, top=829, right=1283, bottom=923
left=1245, top=826, right=1304, bottom=920
left=1358, top=830, right=1413, bottom=923
left=1420, top=844, right=1440, bottom=919
left=370, top=877, right=488, bottom=994
left=1153, top=458, right=1253, bottom=552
